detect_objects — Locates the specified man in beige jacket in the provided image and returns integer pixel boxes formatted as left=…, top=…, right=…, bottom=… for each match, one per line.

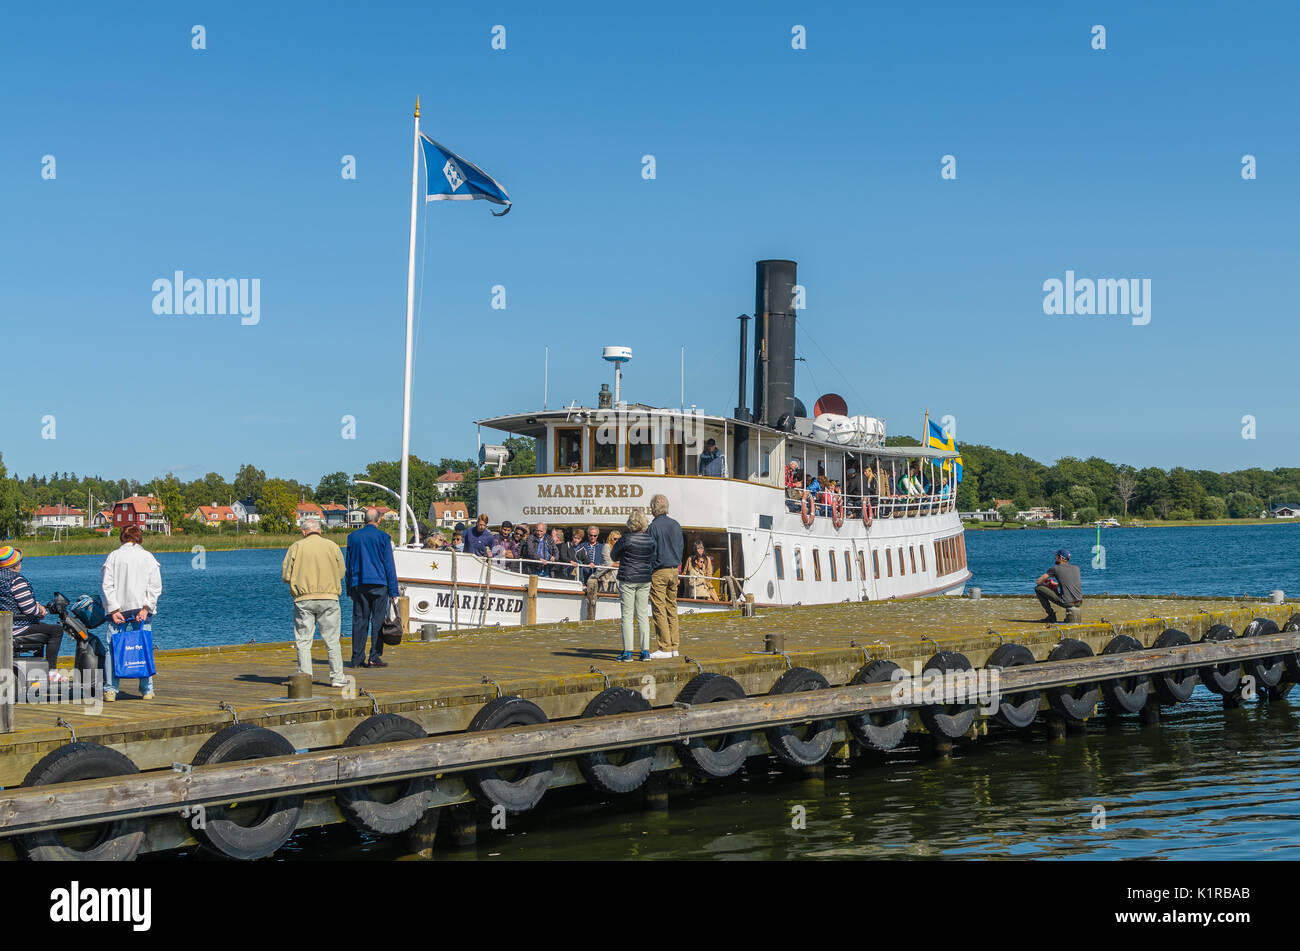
left=281, top=517, right=347, bottom=687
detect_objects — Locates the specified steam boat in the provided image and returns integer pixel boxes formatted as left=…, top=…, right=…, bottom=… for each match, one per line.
left=393, top=260, right=970, bottom=632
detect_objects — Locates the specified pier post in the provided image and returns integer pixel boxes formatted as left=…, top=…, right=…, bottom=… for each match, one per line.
left=644, top=774, right=670, bottom=811
left=525, top=575, right=538, bottom=626
left=446, top=805, right=478, bottom=848
left=1044, top=713, right=1067, bottom=741
left=0, top=613, right=10, bottom=734
left=926, top=735, right=954, bottom=759
left=1065, top=717, right=1088, bottom=736
left=404, top=806, right=441, bottom=858
left=1138, top=700, right=1160, bottom=727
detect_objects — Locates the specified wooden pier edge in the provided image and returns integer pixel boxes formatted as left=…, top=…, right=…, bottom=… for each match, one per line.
left=0, top=613, right=11, bottom=734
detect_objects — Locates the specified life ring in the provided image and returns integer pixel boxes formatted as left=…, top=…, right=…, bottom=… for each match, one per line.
left=1197, top=624, right=1241, bottom=696
left=1045, top=639, right=1101, bottom=721
left=190, top=724, right=304, bottom=860
left=1242, top=617, right=1286, bottom=689
left=1152, top=628, right=1196, bottom=704
left=465, top=696, right=554, bottom=813
left=831, top=498, right=844, bottom=530
left=674, top=673, right=752, bottom=779
left=1099, top=635, right=1150, bottom=714
left=16, top=743, right=147, bottom=861
left=576, top=687, right=655, bottom=794
left=985, top=643, right=1040, bottom=729
left=765, top=667, right=835, bottom=767
left=334, top=714, right=436, bottom=835
left=919, top=651, right=977, bottom=738
left=862, top=501, right=873, bottom=528
left=846, top=659, right=909, bottom=750
left=800, top=493, right=814, bottom=527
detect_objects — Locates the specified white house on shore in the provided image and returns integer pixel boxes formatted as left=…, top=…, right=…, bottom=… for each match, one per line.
left=31, top=505, right=86, bottom=529
left=435, top=471, right=464, bottom=497
left=1272, top=503, right=1300, bottom=519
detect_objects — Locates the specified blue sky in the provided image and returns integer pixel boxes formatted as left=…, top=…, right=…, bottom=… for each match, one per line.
left=2, top=1, right=1296, bottom=486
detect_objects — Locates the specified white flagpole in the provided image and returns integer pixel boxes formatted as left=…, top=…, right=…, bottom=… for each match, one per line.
left=398, top=97, right=421, bottom=548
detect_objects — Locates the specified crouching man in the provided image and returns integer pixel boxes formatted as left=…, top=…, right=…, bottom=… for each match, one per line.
left=1035, top=548, right=1082, bottom=623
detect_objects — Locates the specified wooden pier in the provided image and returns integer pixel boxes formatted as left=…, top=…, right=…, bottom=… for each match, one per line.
left=1, top=594, right=1297, bottom=859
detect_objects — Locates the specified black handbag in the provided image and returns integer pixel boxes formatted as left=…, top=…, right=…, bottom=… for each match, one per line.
left=380, top=600, right=403, bottom=646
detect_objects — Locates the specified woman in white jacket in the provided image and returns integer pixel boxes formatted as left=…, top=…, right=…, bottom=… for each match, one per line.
left=101, top=524, right=162, bottom=700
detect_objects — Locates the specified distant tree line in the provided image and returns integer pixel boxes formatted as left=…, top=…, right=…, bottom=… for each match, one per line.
left=0, top=437, right=537, bottom=538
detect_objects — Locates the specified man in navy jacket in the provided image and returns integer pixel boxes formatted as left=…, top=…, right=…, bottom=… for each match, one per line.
left=345, top=508, right=399, bottom=668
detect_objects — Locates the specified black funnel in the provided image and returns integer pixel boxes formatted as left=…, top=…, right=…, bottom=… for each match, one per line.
left=752, top=260, right=797, bottom=428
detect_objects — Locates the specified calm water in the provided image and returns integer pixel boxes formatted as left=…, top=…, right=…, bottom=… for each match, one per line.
left=26, top=524, right=1300, bottom=860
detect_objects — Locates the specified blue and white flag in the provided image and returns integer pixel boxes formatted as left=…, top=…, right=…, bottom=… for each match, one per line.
left=420, top=133, right=511, bottom=215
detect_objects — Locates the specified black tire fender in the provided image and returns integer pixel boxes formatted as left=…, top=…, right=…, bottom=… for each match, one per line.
left=764, top=667, right=835, bottom=767
left=334, top=714, right=435, bottom=835
left=16, top=743, right=146, bottom=862
left=1045, top=638, right=1102, bottom=721
left=985, top=643, right=1040, bottom=729
left=1283, top=614, right=1300, bottom=682
left=1242, top=618, right=1286, bottom=689
left=1152, top=629, right=1197, bottom=704
left=1198, top=624, right=1242, bottom=696
left=465, top=696, right=554, bottom=813
left=576, top=687, right=655, bottom=795
left=1100, top=634, right=1151, bottom=714
left=191, top=724, right=304, bottom=861
left=918, top=651, right=977, bottom=739
left=845, top=659, right=909, bottom=750
left=674, top=673, right=752, bottom=779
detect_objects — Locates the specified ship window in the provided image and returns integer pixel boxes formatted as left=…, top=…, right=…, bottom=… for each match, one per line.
left=794, top=548, right=804, bottom=581
left=898, top=547, right=905, bottom=576
left=910, top=547, right=917, bottom=573
left=663, top=421, right=685, bottom=476
left=625, top=422, right=654, bottom=470
left=844, top=550, right=852, bottom=581
left=829, top=550, right=837, bottom=582
left=871, top=550, right=879, bottom=579
left=935, top=540, right=943, bottom=575
left=774, top=545, right=785, bottom=580
left=886, top=549, right=892, bottom=577
left=555, top=428, right=583, bottom=472
left=920, top=546, right=926, bottom=572
left=589, top=427, right=617, bottom=471
left=859, top=550, right=868, bottom=580
left=812, top=549, right=822, bottom=582
left=959, top=534, right=967, bottom=568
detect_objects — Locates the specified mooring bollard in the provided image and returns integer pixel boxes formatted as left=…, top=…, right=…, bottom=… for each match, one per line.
left=421, top=623, right=439, bottom=642
left=405, top=806, right=441, bottom=858
left=764, top=631, right=785, bottom=653
left=968, top=587, right=981, bottom=600
left=1270, top=590, right=1285, bottom=604
left=1065, top=606, right=1083, bottom=623
left=286, top=672, right=312, bottom=699
left=742, top=594, right=756, bottom=618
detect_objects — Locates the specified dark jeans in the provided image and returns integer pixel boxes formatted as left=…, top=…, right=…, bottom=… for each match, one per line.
left=14, top=622, right=64, bottom=667
left=1035, top=585, right=1080, bottom=617
left=350, top=585, right=389, bottom=664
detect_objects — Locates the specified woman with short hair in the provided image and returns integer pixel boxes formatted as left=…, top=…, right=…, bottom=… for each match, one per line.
left=609, top=511, right=655, bottom=661
left=101, top=525, right=162, bottom=701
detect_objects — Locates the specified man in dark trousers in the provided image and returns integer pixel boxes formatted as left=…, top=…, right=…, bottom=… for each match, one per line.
left=1034, top=548, right=1082, bottom=622
left=346, top=508, right=399, bottom=668
left=647, top=493, right=684, bottom=659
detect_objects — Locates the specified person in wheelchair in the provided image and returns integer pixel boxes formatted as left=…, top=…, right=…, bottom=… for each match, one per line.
left=0, top=547, right=65, bottom=678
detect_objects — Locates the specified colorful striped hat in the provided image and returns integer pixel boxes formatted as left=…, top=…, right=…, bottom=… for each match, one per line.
left=0, top=546, right=21, bottom=569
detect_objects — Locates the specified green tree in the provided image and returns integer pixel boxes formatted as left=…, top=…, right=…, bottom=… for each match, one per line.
left=1199, top=495, right=1227, bottom=520
left=955, top=470, right=979, bottom=510
left=998, top=503, right=1018, bottom=523
left=315, top=471, right=352, bottom=505
left=258, top=479, right=299, bottom=534
left=232, top=463, right=266, bottom=501
left=1225, top=491, right=1261, bottom=518
left=1076, top=506, right=1099, bottom=525
left=152, top=474, right=187, bottom=533
left=0, top=454, right=23, bottom=539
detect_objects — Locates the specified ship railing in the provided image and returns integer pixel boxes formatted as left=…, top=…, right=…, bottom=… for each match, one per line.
left=785, top=489, right=957, bottom=520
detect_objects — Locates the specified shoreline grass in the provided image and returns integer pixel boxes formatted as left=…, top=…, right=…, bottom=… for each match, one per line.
left=10, top=533, right=348, bottom=558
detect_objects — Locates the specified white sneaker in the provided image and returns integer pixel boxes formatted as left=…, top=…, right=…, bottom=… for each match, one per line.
left=672, top=651, right=680, bottom=657
left=648, top=650, right=674, bottom=660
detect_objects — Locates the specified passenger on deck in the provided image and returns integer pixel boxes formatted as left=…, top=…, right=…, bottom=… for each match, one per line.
left=450, top=531, right=464, bottom=552
left=574, top=525, right=602, bottom=584
left=784, top=461, right=803, bottom=512
left=553, top=527, right=576, bottom=580
left=464, top=514, right=496, bottom=557
left=682, top=540, right=720, bottom=601
left=845, top=465, right=861, bottom=511
left=698, top=438, right=726, bottom=477
left=520, top=522, right=555, bottom=575
left=600, top=530, right=622, bottom=593
left=1035, top=549, right=1083, bottom=623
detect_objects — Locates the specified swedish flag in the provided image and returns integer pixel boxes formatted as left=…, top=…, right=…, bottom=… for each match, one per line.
left=927, top=419, right=963, bottom=483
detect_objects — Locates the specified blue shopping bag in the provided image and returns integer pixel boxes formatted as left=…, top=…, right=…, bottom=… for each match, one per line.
left=111, top=619, right=156, bottom=678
